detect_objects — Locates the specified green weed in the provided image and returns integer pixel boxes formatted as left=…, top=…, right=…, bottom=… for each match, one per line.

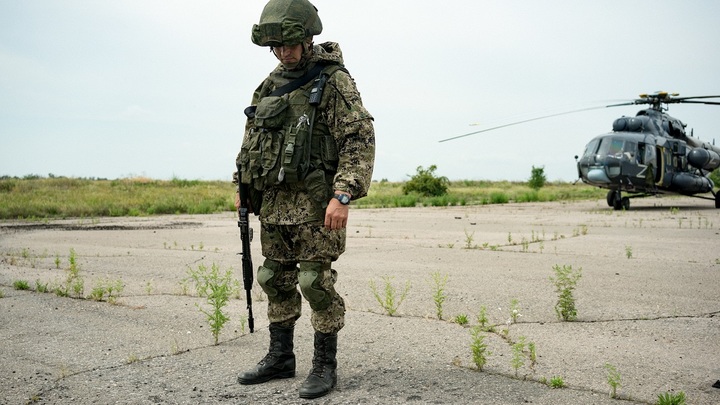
left=65, top=248, right=84, bottom=298
left=511, top=337, right=526, bottom=376
left=605, top=363, right=622, bottom=398
left=239, top=315, right=248, bottom=335
left=53, top=284, right=69, bottom=297
left=35, top=279, right=49, bottom=293
left=13, top=280, right=31, bottom=290
left=476, top=305, right=489, bottom=330
left=463, top=230, right=475, bottom=249
left=428, top=271, right=448, bottom=320
left=549, top=376, right=565, bottom=388
left=369, top=275, right=410, bottom=316
left=656, top=391, right=686, bottom=405
left=89, top=278, right=125, bottom=304
left=509, top=298, right=521, bottom=323
left=470, top=326, right=490, bottom=370
left=549, top=264, right=582, bottom=321
left=187, top=263, right=236, bottom=344
left=453, top=314, right=469, bottom=325
left=528, top=341, right=537, bottom=366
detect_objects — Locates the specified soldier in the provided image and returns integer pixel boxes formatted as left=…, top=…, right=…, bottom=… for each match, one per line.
left=234, top=0, right=375, bottom=399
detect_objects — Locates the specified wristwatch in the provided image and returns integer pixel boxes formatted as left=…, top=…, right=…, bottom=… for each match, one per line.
left=333, top=193, right=351, bottom=205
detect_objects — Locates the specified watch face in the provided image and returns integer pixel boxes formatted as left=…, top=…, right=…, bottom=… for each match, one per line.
left=335, top=194, right=350, bottom=204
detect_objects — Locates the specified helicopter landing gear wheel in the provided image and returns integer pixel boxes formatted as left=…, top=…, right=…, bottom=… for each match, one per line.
left=612, top=194, right=630, bottom=211
left=606, top=191, right=617, bottom=207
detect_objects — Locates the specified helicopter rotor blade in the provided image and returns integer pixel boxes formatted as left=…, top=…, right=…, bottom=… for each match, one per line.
left=675, top=100, right=720, bottom=106
left=439, top=93, right=720, bottom=143
left=439, top=104, right=622, bottom=143
left=605, top=101, right=638, bottom=108
left=671, top=95, right=720, bottom=102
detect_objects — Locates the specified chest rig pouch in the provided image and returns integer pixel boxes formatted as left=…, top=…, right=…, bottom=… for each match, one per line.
left=240, top=64, right=341, bottom=194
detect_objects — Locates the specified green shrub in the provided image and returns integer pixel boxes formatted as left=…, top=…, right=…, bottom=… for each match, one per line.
left=402, top=165, right=449, bottom=197
left=528, top=166, right=547, bottom=190
left=709, top=169, right=719, bottom=186
left=489, top=192, right=509, bottom=204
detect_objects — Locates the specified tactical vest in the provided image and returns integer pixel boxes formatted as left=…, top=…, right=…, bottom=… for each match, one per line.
left=239, top=64, right=343, bottom=202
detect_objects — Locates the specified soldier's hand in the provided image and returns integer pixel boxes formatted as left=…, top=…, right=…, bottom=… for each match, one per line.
left=324, top=198, right=349, bottom=230
left=234, top=192, right=241, bottom=210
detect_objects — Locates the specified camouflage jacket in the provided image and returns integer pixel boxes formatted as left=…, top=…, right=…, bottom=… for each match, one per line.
left=236, top=42, right=375, bottom=225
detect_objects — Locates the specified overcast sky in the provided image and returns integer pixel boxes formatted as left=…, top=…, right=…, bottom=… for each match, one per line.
left=2, top=0, right=719, bottom=182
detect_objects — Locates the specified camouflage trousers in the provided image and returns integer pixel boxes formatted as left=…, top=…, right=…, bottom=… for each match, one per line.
left=258, top=221, right=346, bottom=334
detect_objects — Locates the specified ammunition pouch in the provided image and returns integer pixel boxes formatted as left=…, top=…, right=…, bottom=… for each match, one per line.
left=240, top=95, right=313, bottom=191
left=239, top=64, right=343, bottom=201
left=304, top=169, right=332, bottom=207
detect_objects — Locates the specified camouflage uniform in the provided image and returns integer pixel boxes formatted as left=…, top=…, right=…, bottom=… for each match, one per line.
left=236, top=41, right=375, bottom=334
left=236, top=2, right=372, bottom=397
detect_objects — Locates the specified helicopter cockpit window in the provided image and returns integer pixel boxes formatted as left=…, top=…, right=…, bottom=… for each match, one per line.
left=623, top=141, right=638, bottom=162
left=582, top=139, right=600, bottom=158
left=597, top=137, right=625, bottom=159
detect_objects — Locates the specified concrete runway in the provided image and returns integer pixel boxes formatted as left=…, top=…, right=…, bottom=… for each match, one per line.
left=1, top=197, right=719, bottom=404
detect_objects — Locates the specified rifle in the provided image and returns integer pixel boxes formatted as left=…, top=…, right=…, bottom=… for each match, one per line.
left=236, top=162, right=255, bottom=333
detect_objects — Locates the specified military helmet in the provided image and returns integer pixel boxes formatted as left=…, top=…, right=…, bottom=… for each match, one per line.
left=252, top=0, right=322, bottom=47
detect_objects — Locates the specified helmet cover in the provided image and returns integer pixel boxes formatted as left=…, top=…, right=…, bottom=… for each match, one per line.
left=252, top=0, right=322, bottom=47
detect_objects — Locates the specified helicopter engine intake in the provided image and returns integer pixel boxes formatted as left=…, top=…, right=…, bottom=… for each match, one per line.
left=687, top=148, right=720, bottom=171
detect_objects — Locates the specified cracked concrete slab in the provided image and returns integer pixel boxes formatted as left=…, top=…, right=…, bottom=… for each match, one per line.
left=1, top=197, right=719, bottom=404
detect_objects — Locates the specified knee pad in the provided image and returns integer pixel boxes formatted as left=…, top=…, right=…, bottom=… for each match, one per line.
left=257, top=259, right=296, bottom=301
left=298, top=262, right=332, bottom=311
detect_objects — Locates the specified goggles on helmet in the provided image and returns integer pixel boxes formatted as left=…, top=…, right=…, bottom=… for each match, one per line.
left=252, top=20, right=307, bottom=47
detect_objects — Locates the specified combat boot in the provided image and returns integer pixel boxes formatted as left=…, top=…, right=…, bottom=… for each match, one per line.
left=237, top=323, right=295, bottom=385
left=298, top=331, right=337, bottom=399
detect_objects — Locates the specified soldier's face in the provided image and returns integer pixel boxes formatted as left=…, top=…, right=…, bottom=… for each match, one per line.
left=273, top=43, right=303, bottom=68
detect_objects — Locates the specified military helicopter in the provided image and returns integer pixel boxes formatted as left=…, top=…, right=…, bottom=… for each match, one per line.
left=440, top=91, right=720, bottom=210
